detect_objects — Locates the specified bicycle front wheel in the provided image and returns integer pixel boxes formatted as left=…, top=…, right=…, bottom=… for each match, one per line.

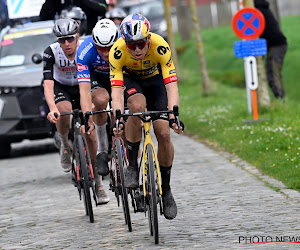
left=77, top=135, right=94, bottom=223
left=116, top=139, right=132, bottom=232
left=146, top=144, right=159, bottom=244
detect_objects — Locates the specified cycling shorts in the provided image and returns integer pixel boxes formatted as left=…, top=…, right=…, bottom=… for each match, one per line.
left=124, top=74, right=168, bottom=121
left=54, top=81, right=81, bottom=109
left=90, top=74, right=111, bottom=94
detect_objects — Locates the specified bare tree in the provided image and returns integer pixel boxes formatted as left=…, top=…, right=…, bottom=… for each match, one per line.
left=175, top=0, right=190, bottom=41
left=189, top=0, right=211, bottom=95
left=163, top=0, right=181, bottom=81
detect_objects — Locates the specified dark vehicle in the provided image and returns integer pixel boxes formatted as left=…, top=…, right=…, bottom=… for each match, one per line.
left=119, top=0, right=167, bottom=40
left=0, top=21, right=56, bottom=158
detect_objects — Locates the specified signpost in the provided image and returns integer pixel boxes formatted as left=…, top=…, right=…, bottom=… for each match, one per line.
left=232, top=7, right=266, bottom=121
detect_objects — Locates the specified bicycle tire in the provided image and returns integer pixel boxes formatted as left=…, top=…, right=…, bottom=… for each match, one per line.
left=77, top=135, right=94, bottom=223
left=116, top=139, right=132, bottom=232
left=146, top=144, right=159, bottom=244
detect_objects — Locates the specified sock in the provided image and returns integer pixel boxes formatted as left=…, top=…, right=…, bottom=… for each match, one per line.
left=127, top=141, right=140, bottom=169
left=94, top=172, right=103, bottom=187
left=58, top=132, right=69, bottom=148
left=160, top=165, right=172, bottom=193
left=94, top=123, right=108, bottom=154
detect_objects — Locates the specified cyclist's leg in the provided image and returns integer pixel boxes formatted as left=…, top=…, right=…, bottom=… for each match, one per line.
left=147, top=75, right=177, bottom=220
left=123, top=75, right=145, bottom=188
left=91, top=77, right=110, bottom=176
left=54, top=83, right=74, bottom=171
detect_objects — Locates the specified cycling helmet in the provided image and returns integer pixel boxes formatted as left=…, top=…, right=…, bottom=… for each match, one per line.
left=105, top=7, right=127, bottom=20
left=53, top=18, right=79, bottom=38
left=120, top=13, right=150, bottom=42
left=92, top=19, right=119, bottom=47
left=60, top=7, right=86, bottom=22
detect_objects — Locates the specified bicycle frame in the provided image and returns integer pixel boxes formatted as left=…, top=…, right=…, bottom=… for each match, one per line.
left=141, top=121, right=162, bottom=198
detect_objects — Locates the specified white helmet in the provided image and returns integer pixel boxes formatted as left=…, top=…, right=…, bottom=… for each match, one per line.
left=92, top=18, right=119, bottom=47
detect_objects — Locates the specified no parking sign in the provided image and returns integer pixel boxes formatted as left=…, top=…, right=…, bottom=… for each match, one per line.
left=232, top=7, right=265, bottom=40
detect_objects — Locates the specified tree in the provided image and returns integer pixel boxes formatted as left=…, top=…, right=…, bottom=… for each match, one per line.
left=189, top=0, right=211, bottom=95
left=163, top=0, right=181, bottom=81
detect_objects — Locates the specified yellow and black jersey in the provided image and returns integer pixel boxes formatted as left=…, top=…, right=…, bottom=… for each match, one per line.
left=109, top=33, right=177, bottom=88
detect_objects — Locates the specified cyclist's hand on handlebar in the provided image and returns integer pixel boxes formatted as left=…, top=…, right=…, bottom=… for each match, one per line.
left=86, top=119, right=95, bottom=135
left=47, top=110, right=60, bottom=123
left=169, top=119, right=184, bottom=134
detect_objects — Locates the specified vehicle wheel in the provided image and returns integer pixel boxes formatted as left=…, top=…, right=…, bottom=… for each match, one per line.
left=0, top=143, right=11, bottom=159
left=146, top=144, right=159, bottom=244
left=77, top=135, right=94, bottom=223
left=116, top=139, right=132, bottom=232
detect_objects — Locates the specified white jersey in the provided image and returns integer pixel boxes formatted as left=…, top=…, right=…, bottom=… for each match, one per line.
left=43, top=42, right=79, bottom=86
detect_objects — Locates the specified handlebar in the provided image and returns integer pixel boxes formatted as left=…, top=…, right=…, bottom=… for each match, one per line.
left=114, top=105, right=181, bottom=131
left=50, top=109, right=112, bottom=134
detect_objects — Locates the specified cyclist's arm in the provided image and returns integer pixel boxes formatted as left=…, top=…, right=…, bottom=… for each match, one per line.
left=165, top=82, right=179, bottom=119
left=43, top=46, right=59, bottom=123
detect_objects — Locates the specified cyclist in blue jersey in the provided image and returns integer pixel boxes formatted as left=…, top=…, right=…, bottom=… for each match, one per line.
left=77, top=19, right=119, bottom=178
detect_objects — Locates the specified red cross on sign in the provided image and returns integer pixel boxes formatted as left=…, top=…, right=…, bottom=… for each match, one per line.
left=232, top=7, right=265, bottom=40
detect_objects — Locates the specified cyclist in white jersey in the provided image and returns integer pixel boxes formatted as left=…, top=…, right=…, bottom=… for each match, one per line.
left=43, top=18, right=109, bottom=204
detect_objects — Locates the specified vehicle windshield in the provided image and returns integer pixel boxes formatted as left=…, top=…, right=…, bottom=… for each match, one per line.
left=0, top=32, right=56, bottom=67
left=129, top=1, right=164, bottom=19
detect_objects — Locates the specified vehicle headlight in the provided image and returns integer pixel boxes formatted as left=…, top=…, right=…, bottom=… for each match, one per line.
left=0, top=87, right=18, bottom=94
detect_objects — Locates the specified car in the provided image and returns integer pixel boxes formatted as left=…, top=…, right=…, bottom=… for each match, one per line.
left=119, top=0, right=168, bottom=40
left=0, top=20, right=57, bottom=158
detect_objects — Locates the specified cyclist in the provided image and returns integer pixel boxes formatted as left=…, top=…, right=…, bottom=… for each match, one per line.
left=77, top=19, right=119, bottom=179
left=109, top=13, right=184, bottom=220
left=105, top=7, right=127, bottom=30
left=60, top=6, right=87, bottom=35
left=43, top=18, right=109, bottom=205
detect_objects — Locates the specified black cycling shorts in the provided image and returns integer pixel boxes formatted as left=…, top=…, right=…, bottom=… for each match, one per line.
left=90, top=74, right=111, bottom=94
left=123, top=74, right=168, bottom=121
left=54, top=81, right=81, bottom=109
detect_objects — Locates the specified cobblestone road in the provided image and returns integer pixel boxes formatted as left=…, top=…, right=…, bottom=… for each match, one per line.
left=1, top=134, right=300, bottom=249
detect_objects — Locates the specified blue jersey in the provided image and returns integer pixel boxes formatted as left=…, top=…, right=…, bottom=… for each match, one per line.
left=76, top=36, right=110, bottom=85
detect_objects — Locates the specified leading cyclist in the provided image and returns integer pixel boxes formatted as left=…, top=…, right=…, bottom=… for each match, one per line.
left=109, top=13, right=184, bottom=220
left=43, top=18, right=109, bottom=205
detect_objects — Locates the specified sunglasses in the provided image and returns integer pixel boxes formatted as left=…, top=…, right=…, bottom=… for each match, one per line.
left=126, top=40, right=147, bottom=51
left=95, top=45, right=112, bottom=52
left=58, top=35, right=76, bottom=44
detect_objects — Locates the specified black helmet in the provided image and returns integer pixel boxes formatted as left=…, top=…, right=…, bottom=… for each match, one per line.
left=60, top=7, right=86, bottom=23
left=53, top=18, right=79, bottom=38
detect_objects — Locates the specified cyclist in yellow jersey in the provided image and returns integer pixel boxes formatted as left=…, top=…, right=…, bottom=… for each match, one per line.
left=109, top=13, right=184, bottom=220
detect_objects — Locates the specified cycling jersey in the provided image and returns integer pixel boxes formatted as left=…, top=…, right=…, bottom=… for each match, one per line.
left=43, top=42, right=78, bottom=86
left=109, top=33, right=177, bottom=88
left=76, top=36, right=110, bottom=86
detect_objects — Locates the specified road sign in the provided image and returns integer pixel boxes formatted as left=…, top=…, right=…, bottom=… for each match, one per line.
left=234, top=38, right=267, bottom=58
left=232, top=7, right=265, bottom=40
left=245, top=56, right=258, bottom=90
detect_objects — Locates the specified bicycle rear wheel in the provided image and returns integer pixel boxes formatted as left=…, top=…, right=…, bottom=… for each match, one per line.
left=146, top=144, right=159, bottom=244
left=116, top=139, right=132, bottom=232
left=77, top=135, right=94, bottom=223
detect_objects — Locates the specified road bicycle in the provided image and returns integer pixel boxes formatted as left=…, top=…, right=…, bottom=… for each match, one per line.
left=108, top=109, right=132, bottom=232
left=52, top=109, right=110, bottom=223
left=116, top=105, right=180, bottom=244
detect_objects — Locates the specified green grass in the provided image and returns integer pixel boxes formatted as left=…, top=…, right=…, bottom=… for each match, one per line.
left=176, top=15, right=300, bottom=190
